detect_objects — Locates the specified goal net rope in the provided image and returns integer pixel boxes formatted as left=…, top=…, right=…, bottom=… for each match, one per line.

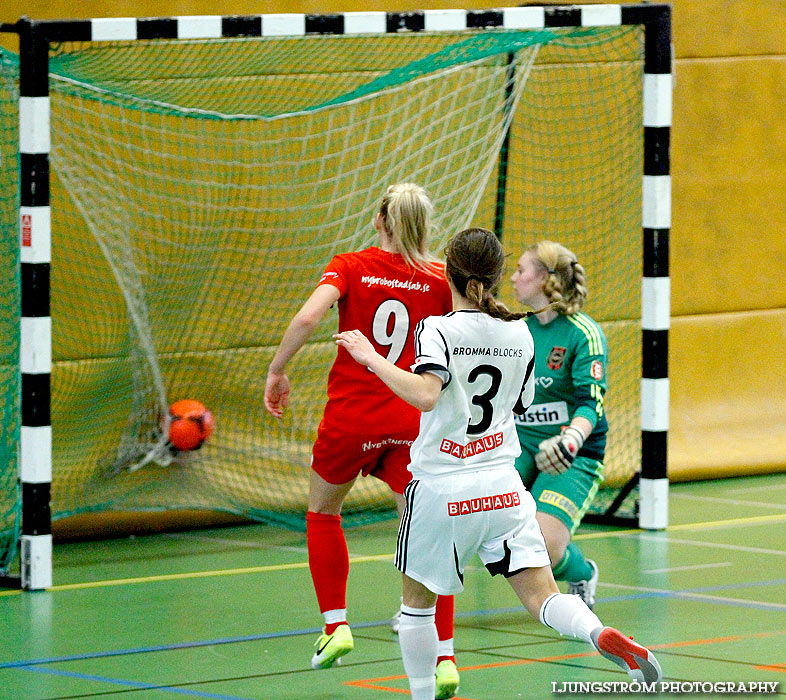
left=0, top=24, right=643, bottom=568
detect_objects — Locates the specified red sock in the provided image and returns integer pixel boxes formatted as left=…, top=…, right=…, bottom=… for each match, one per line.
left=324, top=621, right=348, bottom=635
left=435, top=594, right=455, bottom=651
left=306, top=511, right=348, bottom=615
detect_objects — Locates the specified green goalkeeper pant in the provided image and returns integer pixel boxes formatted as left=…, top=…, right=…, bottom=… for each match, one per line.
left=514, top=450, right=604, bottom=534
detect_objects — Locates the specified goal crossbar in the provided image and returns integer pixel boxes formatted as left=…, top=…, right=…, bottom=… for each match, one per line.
left=0, top=4, right=671, bottom=590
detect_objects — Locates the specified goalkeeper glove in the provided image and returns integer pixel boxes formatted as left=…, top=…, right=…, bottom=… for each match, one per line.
left=535, top=425, right=585, bottom=476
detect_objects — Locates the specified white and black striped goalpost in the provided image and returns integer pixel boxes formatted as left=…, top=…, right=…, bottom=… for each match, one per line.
left=17, top=18, right=53, bottom=591
left=2, top=3, right=671, bottom=589
left=638, top=5, right=671, bottom=530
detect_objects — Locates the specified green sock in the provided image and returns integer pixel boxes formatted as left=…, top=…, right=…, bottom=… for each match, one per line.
left=552, top=542, right=594, bottom=583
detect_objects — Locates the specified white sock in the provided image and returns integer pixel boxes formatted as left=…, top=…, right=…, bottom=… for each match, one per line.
left=539, top=593, right=603, bottom=644
left=398, top=604, right=438, bottom=700
left=322, top=608, right=347, bottom=626
left=438, top=638, right=454, bottom=659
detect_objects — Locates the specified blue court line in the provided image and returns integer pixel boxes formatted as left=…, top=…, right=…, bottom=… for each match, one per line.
left=601, top=592, right=786, bottom=612
left=13, top=594, right=785, bottom=700
left=16, top=592, right=785, bottom=700
left=22, top=666, right=256, bottom=700
left=4, top=579, right=786, bottom=673
left=0, top=620, right=384, bottom=669
left=598, top=578, right=786, bottom=612
left=4, top=585, right=786, bottom=700
left=672, top=577, right=786, bottom=593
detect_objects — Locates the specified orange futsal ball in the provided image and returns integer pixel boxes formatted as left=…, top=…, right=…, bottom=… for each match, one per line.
left=168, top=399, right=214, bottom=451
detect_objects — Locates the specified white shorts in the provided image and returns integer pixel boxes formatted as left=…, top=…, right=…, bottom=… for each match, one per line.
left=395, top=468, right=551, bottom=595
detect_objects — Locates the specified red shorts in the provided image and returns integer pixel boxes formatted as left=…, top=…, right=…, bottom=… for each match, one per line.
left=311, top=422, right=416, bottom=495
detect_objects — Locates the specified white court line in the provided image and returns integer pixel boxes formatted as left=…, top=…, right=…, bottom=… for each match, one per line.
left=636, top=533, right=786, bottom=557
left=670, top=492, right=786, bottom=510
left=163, top=532, right=309, bottom=554
left=727, top=482, right=786, bottom=494
left=661, top=513, right=786, bottom=533
left=163, top=532, right=372, bottom=560
left=603, top=581, right=786, bottom=611
left=643, top=562, right=732, bottom=574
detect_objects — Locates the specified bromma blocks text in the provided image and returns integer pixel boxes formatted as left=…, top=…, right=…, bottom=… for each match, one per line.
left=453, top=346, right=524, bottom=357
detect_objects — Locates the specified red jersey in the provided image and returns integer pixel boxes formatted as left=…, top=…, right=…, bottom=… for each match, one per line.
left=318, top=247, right=452, bottom=433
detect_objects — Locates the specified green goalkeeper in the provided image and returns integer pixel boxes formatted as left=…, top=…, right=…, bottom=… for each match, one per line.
left=510, top=241, right=607, bottom=609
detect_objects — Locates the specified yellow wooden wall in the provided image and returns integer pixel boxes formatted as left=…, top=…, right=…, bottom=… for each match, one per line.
left=3, top=0, right=785, bottom=484
left=665, top=1, right=786, bottom=480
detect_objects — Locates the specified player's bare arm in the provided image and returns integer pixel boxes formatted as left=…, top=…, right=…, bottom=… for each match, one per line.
left=334, top=329, right=442, bottom=412
left=265, top=284, right=341, bottom=418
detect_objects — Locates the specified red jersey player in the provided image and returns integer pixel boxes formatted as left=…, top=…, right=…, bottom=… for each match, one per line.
left=264, top=183, right=460, bottom=698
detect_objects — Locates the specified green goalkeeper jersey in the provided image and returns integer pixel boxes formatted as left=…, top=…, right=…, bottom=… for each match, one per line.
left=514, top=312, right=607, bottom=461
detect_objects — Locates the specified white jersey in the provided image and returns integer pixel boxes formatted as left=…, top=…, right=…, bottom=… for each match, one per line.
left=408, top=310, right=535, bottom=478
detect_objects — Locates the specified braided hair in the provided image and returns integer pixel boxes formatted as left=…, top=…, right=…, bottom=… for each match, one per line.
left=528, top=240, right=588, bottom=315
left=445, top=228, right=533, bottom=321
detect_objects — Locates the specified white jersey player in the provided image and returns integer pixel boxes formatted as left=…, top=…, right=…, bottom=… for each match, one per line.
left=408, top=309, right=535, bottom=478
left=335, top=228, right=662, bottom=700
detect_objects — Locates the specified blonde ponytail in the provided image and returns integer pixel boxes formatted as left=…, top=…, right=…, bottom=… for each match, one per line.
left=379, top=183, right=441, bottom=276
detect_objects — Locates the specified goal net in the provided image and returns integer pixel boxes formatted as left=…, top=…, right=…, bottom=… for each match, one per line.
left=0, top=57, right=19, bottom=572
left=0, top=21, right=644, bottom=572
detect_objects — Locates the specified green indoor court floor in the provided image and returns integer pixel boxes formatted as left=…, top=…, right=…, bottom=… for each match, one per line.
left=2, top=473, right=786, bottom=700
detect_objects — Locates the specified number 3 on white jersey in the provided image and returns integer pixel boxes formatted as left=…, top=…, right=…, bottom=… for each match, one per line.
left=372, top=299, right=409, bottom=364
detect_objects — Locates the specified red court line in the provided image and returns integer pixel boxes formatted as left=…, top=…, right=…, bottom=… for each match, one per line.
left=345, top=650, right=624, bottom=700
left=649, top=633, right=767, bottom=649
left=345, top=681, right=411, bottom=696
left=345, top=630, right=786, bottom=697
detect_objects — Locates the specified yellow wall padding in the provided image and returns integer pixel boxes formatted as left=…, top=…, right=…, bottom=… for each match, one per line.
left=669, top=309, right=786, bottom=482
left=672, top=56, right=786, bottom=316
left=3, top=0, right=785, bottom=491
left=52, top=511, right=251, bottom=542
